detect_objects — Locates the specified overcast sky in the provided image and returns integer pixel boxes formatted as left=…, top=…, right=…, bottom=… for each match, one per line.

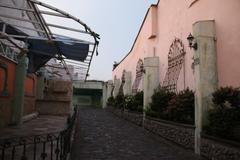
left=41, top=0, right=158, bottom=81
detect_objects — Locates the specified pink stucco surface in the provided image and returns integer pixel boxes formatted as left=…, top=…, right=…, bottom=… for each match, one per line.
left=112, top=0, right=240, bottom=91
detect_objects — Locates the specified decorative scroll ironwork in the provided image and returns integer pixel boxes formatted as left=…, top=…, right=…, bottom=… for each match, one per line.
left=132, top=59, right=144, bottom=94
left=0, top=107, right=77, bottom=160
left=162, top=38, right=186, bottom=92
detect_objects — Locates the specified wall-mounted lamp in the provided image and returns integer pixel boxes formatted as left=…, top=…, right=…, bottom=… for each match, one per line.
left=187, top=33, right=198, bottom=50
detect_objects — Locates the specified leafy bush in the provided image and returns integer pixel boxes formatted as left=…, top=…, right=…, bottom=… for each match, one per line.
left=124, top=95, right=135, bottom=110
left=146, top=88, right=194, bottom=124
left=167, top=88, right=194, bottom=124
left=212, top=87, right=240, bottom=108
left=107, top=96, right=115, bottom=107
left=150, top=87, right=175, bottom=113
left=115, top=93, right=125, bottom=109
left=205, top=108, right=240, bottom=141
left=133, top=91, right=144, bottom=112
left=204, top=86, right=240, bottom=141
left=124, top=91, right=143, bottom=112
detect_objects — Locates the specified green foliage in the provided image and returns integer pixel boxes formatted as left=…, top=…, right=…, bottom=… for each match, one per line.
left=212, top=87, right=240, bottom=108
left=146, top=88, right=194, bottom=125
left=134, top=91, right=144, bottom=108
left=204, top=86, right=240, bottom=141
left=150, top=87, right=175, bottom=113
left=205, top=108, right=240, bottom=141
left=115, top=93, right=125, bottom=109
left=124, top=91, right=143, bottom=112
left=167, top=89, right=194, bottom=124
left=124, top=95, right=135, bottom=110
left=107, top=96, right=115, bottom=107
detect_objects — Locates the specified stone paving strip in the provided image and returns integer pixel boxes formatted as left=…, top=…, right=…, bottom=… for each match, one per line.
left=70, top=107, right=205, bottom=160
left=0, top=115, right=67, bottom=139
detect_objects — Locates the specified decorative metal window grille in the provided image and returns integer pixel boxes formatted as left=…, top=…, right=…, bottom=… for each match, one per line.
left=132, top=59, right=144, bottom=94
left=162, top=38, right=186, bottom=92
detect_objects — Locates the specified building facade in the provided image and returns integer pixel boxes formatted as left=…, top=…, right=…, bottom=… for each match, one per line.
left=112, top=0, right=240, bottom=93
left=0, top=0, right=99, bottom=128
left=0, top=0, right=39, bottom=128
left=109, top=0, right=240, bottom=154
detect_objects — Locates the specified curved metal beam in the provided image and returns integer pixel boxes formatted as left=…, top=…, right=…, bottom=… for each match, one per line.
left=27, top=0, right=100, bottom=40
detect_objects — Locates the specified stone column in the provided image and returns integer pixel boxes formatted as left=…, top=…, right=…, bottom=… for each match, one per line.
left=143, top=57, right=159, bottom=113
left=113, top=79, right=121, bottom=98
left=193, top=20, right=218, bottom=154
left=12, top=54, right=29, bottom=125
left=102, top=82, right=107, bottom=108
left=36, top=76, right=45, bottom=99
left=123, top=71, right=132, bottom=96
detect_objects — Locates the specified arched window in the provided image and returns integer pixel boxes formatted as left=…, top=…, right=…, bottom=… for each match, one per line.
left=132, top=59, right=144, bottom=93
left=163, top=38, right=186, bottom=92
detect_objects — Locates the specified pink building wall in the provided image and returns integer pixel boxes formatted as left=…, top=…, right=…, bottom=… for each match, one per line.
left=112, top=0, right=240, bottom=91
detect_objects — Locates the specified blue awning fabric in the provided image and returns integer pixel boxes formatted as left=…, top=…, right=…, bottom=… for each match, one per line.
left=26, top=38, right=89, bottom=73
left=1, top=22, right=90, bottom=73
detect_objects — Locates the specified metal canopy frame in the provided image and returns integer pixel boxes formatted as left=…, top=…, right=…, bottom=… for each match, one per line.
left=0, top=0, right=100, bottom=81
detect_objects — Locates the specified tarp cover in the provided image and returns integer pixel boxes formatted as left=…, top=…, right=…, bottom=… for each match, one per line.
left=0, top=23, right=89, bottom=73
left=26, top=38, right=89, bottom=73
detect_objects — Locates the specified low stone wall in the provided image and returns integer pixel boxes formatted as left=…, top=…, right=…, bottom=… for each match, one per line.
left=123, top=110, right=143, bottom=126
left=201, top=135, right=240, bottom=160
left=107, top=106, right=240, bottom=159
left=36, top=99, right=71, bottom=116
left=144, top=117, right=195, bottom=149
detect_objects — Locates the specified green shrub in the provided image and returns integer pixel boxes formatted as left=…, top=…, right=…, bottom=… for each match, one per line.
left=212, top=87, right=240, bottom=108
left=107, top=96, right=115, bottom=107
left=146, top=88, right=194, bottom=124
left=124, top=95, right=135, bottom=110
left=124, top=91, right=143, bottom=112
left=205, top=108, right=240, bottom=141
left=150, top=87, right=175, bottom=113
left=167, top=88, right=194, bottom=124
left=204, top=86, right=240, bottom=141
left=115, top=93, right=125, bottom=109
left=145, top=108, right=168, bottom=119
left=133, top=91, right=144, bottom=112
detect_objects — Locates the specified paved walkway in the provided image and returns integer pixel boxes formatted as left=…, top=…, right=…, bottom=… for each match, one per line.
left=0, top=115, right=67, bottom=139
left=71, top=107, right=204, bottom=160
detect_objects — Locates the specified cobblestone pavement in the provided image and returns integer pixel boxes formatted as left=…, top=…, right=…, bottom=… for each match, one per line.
left=70, top=107, right=204, bottom=160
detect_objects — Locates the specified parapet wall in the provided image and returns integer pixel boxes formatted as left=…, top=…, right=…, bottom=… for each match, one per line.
left=36, top=80, right=73, bottom=116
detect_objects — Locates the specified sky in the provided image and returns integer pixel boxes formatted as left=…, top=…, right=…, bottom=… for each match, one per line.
left=41, top=0, right=158, bottom=81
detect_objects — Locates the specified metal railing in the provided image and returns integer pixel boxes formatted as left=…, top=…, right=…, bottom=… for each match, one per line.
left=0, top=108, right=77, bottom=160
